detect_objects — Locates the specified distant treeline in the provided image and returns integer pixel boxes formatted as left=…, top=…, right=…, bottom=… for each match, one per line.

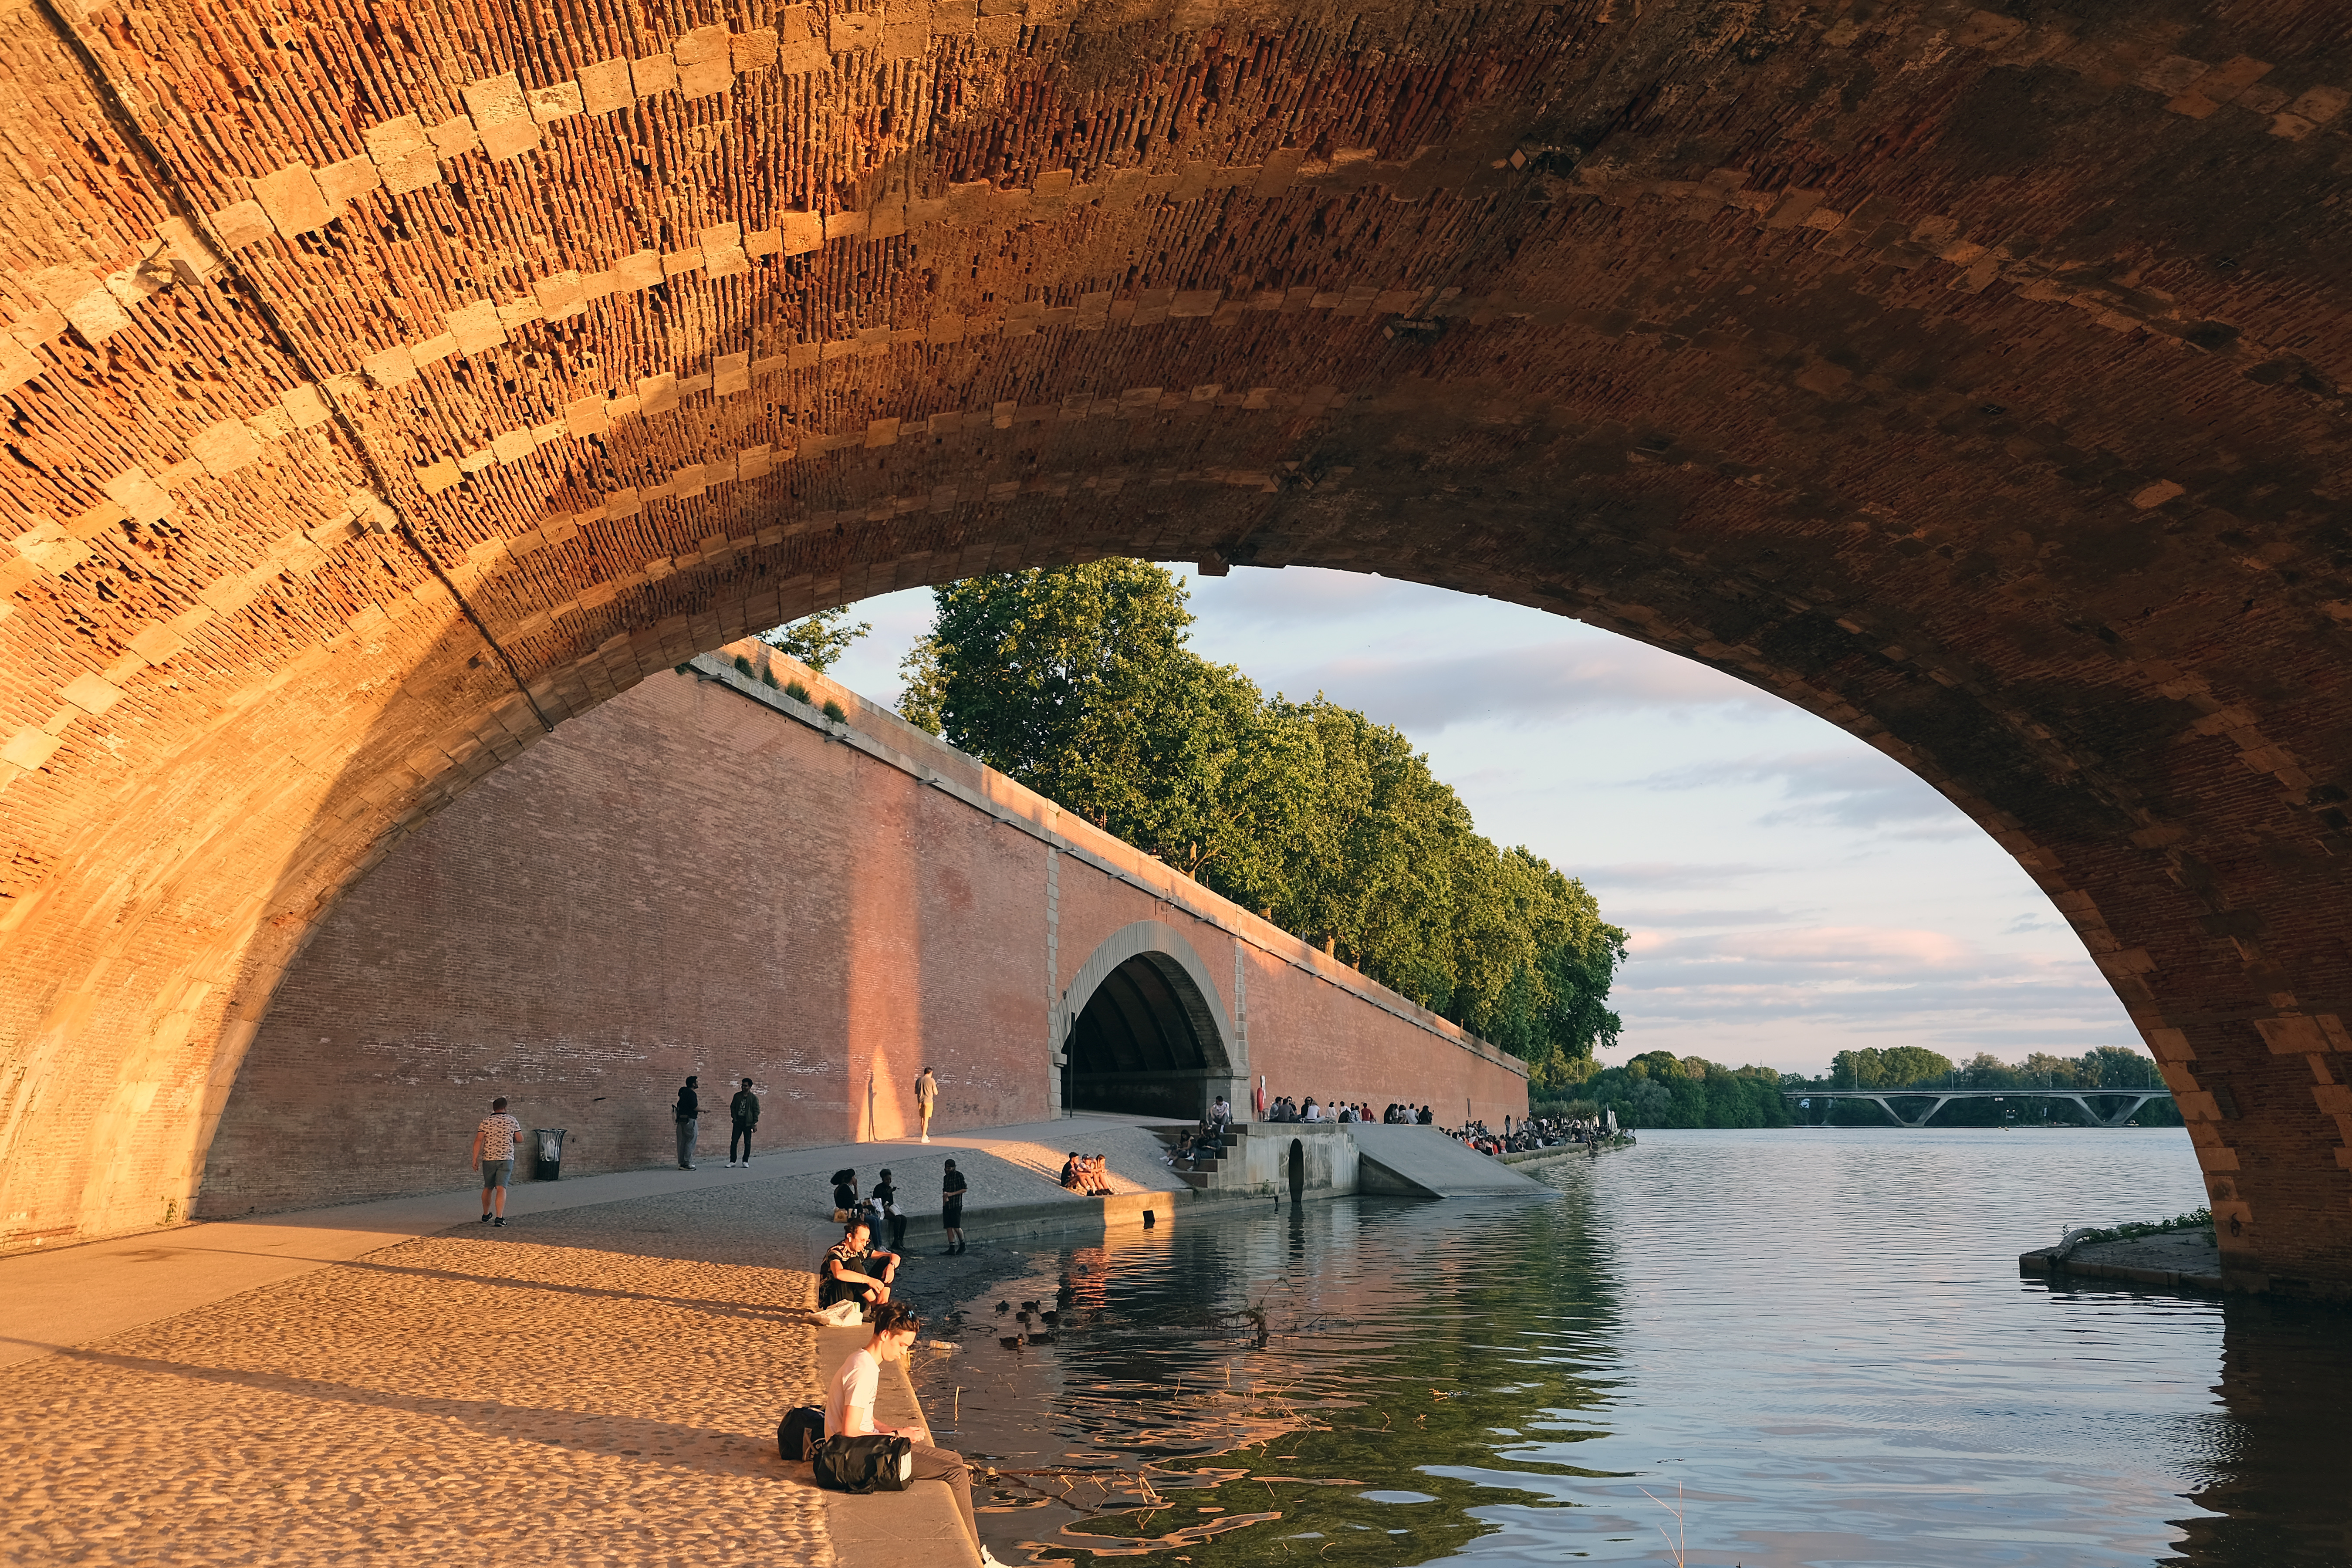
left=1536, top=1051, right=1793, bottom=1130
left=1537, top=1045, right=2179, bottom=1129
left=896, top=561, right=1627, bottom=1071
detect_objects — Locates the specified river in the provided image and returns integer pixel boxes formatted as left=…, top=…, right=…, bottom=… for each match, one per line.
left=903, top=1126, right=2351, bottom=1566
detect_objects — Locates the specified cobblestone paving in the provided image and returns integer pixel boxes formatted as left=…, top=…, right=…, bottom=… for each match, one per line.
left=0, top=1223, right=831, bottom=1566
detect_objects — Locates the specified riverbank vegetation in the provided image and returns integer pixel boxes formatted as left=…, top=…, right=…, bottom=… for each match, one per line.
left=1785, top=1044, right=2182, bottom=1126
left=894, top=561, right=1628, bottom=1071
left=1534, top=1044, right=2178, bottom=1129
left=1534, top=1051, right=1793, bottom=1129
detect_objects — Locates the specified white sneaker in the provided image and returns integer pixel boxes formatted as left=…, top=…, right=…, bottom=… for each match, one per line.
left=980, top=1550, right=1005, bottom=1567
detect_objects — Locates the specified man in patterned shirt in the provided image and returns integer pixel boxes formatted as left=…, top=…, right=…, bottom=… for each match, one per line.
left=470, top=1096, right=522, bottom=1227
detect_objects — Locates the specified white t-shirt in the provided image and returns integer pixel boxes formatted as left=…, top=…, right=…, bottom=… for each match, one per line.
left=825, top=1346, right=881, bottom=1438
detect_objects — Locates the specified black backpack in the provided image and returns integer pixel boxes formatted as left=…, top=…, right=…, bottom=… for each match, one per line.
left=777, top=1405, right=825, bottom=1463
left=812, top=1432, right=913, bottom=1494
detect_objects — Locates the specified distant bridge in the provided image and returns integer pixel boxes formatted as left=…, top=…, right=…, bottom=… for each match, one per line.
left=1785, top=1088, right=2173, bottom=1129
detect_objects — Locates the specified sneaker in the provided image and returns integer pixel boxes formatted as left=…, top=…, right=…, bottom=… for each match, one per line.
left=981, top=1549, right=1006, bottom=1567
left=480, top=1213, right=492, bottom=1223
left=493, top=1217, right=506, bottom=1227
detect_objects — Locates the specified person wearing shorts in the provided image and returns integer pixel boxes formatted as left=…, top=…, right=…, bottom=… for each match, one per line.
left=941, top=1159, right=967, bottom=1255
left=471, top=1096, right=521, bottom=1226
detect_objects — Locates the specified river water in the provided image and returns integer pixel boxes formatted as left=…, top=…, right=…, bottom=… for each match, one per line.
left=905, top=1126, right=2351, bottom=1567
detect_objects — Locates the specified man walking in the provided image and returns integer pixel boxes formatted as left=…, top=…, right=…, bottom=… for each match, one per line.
left=914, top=1066, right=939, bottom=1143
left=674, top=1075, right=700, bottom=1169
left=728, top=1077, right=759, bottom=1167
left=470, top=1096, right=521, bottom=1226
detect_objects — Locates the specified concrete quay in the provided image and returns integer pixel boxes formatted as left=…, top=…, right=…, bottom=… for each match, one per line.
left=0, top=1113, right=1198, bottom=1568
left=0, top=1112, right=1555, bottom=1565
left=2018, top=1228, right=2226, bottom=1293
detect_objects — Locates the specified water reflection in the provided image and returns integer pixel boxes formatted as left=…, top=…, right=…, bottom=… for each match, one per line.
left=903, top=1129, right=2350, bottom=1566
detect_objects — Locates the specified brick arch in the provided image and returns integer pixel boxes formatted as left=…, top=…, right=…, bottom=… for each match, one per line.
left=2, top=1, right=2350, bottom=1293
left=1057, top=920, right=1243, bottom=1120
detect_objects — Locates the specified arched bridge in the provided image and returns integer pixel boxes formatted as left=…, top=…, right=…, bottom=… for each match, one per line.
left=1792, top=1088, right=2176, bottom=1131
left=1, top=1, right=2349, bottom=1296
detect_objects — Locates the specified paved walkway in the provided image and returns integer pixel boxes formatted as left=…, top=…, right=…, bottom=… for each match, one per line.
left=0, top=1112, right=1177, bottom=1369
left=0, top=1113, right=1190, bottom=1568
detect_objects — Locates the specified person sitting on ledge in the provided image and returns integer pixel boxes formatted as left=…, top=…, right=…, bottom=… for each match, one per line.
left=825, top=1300, right=1004, bottom=1566
left=818, top=1218, right=899, bottom=1312
left=1060, top=1152, right=1082, bottom=1190
left=1086, top=1154, right=1113, bottom=1194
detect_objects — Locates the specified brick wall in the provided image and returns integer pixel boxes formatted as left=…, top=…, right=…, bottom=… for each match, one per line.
left=198, top=645, right=1525, bottom=1214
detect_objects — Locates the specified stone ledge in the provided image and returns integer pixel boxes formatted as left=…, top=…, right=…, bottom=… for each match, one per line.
left=794, top=1326, right=983, bottom=1568
left=2019, top=1228, right=2224, bottom=1292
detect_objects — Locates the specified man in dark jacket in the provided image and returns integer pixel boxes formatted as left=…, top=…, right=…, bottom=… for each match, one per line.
left=674, top=1076, right=700, bottom=1169
left=728, top=1077, right=759, bottom=1167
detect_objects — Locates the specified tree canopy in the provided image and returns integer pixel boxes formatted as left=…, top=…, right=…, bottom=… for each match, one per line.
left=899, top=561, right=1627, bottom=1068
left=759, top=606, right=872, bottom=672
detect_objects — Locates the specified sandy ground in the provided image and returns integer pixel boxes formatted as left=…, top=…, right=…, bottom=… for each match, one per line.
left=0, top=1114, right=1195, bottom=1566
left=0, top=1219, right=834, bottom=1567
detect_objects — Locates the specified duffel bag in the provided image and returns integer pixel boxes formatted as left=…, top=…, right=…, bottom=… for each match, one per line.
left=812, top=1432, right=913, bottom=1494
left=776, top=1405, right=825, bottom=1463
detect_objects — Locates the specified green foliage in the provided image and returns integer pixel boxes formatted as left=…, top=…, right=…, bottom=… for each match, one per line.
left=1829, top=1045, right=1956, bottom=1088
left=1577, top=1056, right=1793, bottom=1129
left=760, top=606, right=874, bottom=672
left=784, top=680, right=812, bottom=704
left=760, top=668, right=780, bottom=689
left=821, top=697, right=848, bottom=724
left=2069, top=1206, right=2211, bottom=1245
left=733, top=653, right=754, bottom=676
left=1788, top=1045, right=2181, bottom=1126
left=899, top=561, right=1627, bottom=1064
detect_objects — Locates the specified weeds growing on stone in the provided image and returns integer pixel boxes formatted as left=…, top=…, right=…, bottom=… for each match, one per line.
left=2064, top=1206, right=2213, bottom=1247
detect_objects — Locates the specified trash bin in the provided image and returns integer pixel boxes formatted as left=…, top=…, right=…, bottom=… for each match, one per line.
left=532, top=1128, right=566, bottom=1181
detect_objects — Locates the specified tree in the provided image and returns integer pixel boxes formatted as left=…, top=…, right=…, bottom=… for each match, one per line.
left=760, top=606, right=872, bottom=672
left=899, top=560, right=1627, bottom=1065
left=1831, top=1045, right=1955, bottom=1088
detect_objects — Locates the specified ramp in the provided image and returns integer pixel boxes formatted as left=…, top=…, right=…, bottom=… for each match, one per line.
left=1345, top=1125, right=1550, bottom=1197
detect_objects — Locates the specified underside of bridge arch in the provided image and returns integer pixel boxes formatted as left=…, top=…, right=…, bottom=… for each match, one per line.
left=0, top=0, right=2349, bottom=1289
left=1064, top=953, right=1230, bottom=1120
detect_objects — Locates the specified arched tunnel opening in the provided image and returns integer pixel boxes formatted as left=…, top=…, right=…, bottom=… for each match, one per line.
left=1063, top=954, right=1222, bottom=1121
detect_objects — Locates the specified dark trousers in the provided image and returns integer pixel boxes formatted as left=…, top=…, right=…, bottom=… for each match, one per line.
left=730, top=1121, right=754, bottom=1161
left=909, top=1442, right=979, bottom=1545
left=887, top=1211, right=907, bottom=1251
left=675, top=1116, right=696, bottom=1167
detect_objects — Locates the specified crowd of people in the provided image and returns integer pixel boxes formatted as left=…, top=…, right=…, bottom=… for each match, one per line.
left=1259, top=1096, right=1438, bottom=1124
left=1450, top=1112, right=1616, bottom=1155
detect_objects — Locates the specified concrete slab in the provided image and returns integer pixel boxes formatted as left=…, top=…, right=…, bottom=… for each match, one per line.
left=1345, top=1124, right=1550, bottom=1196
left=0, top=1157, right=803, bottom=1368
left=2019, top=1227, right=2224, bottom=1292
left=0, top=1113, right=1218, bottom=1370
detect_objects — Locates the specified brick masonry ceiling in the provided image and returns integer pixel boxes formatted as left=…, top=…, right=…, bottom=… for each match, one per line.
left=2, top=0, right=2350, bottom=1291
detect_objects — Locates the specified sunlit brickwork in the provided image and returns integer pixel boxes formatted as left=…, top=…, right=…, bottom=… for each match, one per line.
left=0, top=0, right=2349, bottom=1293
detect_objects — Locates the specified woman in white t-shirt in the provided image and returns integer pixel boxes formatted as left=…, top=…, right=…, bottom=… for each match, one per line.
left=823, top=1301, right=1001, bottom=1565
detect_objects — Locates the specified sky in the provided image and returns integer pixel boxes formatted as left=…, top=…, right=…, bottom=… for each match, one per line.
left=811, top=567, right=2141, bottom=1078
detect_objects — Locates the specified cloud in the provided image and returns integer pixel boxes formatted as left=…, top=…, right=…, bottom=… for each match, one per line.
left=1584, top=861, right=1791, bottom=889
left=1249, top=640, right=1778, bottom=731
left=1175, top=563, right=1426, bottom=625
left=1608, top=905, right=1816, bottom=929
left=1630, top=747, right=1965, bottom=832
left=1603, top=924, right=2136, bottom=1061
